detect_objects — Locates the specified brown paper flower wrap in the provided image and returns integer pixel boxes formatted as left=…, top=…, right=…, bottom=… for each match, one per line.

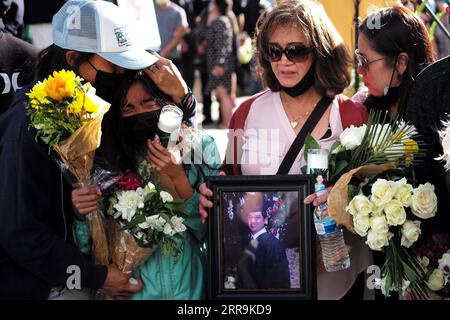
left=327, top=163, right=396, bottom=233
left=54, top=103, right=111, bottom=265
left=25, top=71, right=111, bottom=266
left=104, top=165, right=188, bottom=273
left=109, top=221, right=157, bottom=274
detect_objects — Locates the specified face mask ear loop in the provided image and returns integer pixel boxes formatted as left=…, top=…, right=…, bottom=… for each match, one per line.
left=384, top=55, right=399, bottom=96
left=87, top=59, right=98, bottom=72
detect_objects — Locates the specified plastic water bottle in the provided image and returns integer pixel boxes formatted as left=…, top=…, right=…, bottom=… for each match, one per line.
left=307, top=149, right=350, bottom=272
left=314, top=204, right=350, bottom=272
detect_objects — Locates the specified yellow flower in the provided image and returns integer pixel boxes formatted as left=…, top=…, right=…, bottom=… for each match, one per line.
left=67, top=91, right=99, bottom=115
left=44, top=70, right=77, bottom=101
left=26, top=81, right=48, bottom=107
left=83, top=95, right=99, bottom=113
left=404, top=139, right=419, bottom=154
left=67, top=92, right=83, bottom=115
left=404, top=139, right=419, bottom=166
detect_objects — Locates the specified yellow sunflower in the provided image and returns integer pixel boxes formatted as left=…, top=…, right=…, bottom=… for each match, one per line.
left=44, top=70, right=77, bottom=101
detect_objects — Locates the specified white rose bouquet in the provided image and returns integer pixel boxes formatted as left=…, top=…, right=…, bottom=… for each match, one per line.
left=345, top=173, right=438, bottom=298
left=104, top=162, right=186, bottom=273
left=304, top=110, right=438, bottom=298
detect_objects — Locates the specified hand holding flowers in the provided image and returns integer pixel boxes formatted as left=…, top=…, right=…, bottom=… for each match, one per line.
left=26, top=70, right=110, bottom=265
left=310, top=110, right=437, bottom=298
left=105, top=163, right=187, bottom=273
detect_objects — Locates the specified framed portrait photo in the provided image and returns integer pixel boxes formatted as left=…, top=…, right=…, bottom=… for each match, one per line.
left=206, top=175, right=317, bottom=300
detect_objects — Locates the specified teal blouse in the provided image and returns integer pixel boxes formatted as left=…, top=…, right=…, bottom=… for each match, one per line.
left=73, top=133, right=221, bottom=299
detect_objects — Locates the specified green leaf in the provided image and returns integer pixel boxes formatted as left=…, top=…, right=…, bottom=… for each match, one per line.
left=121, top=215, right=146, bottom=230
left=330, top=160, right=349, bottom=182
left=303, top=134, right=320, bottom=163
left=330, top=140, right=342, bottom=154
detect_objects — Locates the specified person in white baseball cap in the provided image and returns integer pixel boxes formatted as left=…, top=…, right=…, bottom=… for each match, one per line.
left=35, top=0, right=193, bottom=112
left=52, top=0, right=157, bottom=70
left=0, top=0, right=193, bottom=300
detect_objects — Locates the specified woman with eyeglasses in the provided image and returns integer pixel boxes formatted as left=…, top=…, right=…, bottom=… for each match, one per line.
left=199, top=0, right=373, bottom=300
left=353, top=5, right=437, bottom=300
left=353, top=5, right=434, bottom=116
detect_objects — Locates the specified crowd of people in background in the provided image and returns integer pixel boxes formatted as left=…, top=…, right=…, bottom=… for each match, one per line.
left=0, top=0, right=450, bottom=301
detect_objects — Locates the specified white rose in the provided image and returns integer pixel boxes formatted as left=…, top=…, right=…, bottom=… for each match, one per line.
left=371, top=179, right=397, bottom=207
left=438, top=253, right=450, bottom=271
left=346, top=195, right=372, bottom=216
left=400, top=220, right=421, bottom=248
left=160, top=191, right=174, bottom=203
left=394, top=179, right=413, bottom=207
left=366, top=229, right=393, bottom=251
left=370, top=215, right=389, bottom=234
left=353, top=214, right=370, bottom=237
left=411, top=183, right=438, bottom=219
left=383, top=200, right=407, bottom=226
left=427, top=269, right=447, bottom=291
left=419, top=256, right=430, bottom=269
left=339, top=124, right=367, bottom=150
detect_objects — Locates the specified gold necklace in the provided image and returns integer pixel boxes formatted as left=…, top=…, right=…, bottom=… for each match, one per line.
left=281, top=94, right=313, bottom=129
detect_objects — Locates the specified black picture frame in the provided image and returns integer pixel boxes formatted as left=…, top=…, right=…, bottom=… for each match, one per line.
left=206, top=175, right=316, bottom=300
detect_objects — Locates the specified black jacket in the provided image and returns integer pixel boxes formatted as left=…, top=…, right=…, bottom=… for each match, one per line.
left=0, top=88, right=107, bottom=299
left=406, top=56, right=450, bottom=236
left=0, top=20, right=38, bottom=115
left=238, top=232, right=291, bottom=289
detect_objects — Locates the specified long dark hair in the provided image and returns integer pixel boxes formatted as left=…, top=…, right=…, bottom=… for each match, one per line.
left=36, top=44, right=93, bottom=81
left=97, top=72, right=173, bottom=172
left=359, top=6, right=434, bottom=115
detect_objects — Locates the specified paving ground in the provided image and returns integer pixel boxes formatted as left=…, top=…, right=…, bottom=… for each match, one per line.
left=198, top=95, right=250, bottom=162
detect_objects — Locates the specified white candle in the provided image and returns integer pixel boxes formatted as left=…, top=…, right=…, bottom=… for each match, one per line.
left=158, top=105, right=183, bottom=133
left=307, top=149, right=329, bottom=173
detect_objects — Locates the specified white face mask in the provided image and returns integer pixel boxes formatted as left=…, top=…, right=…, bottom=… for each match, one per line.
left=155, top=0, right=169, bottom=6
left=208, top=1, right=215, bottom=12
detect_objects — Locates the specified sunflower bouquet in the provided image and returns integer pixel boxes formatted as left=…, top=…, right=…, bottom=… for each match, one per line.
left=26, top=69, right=111, bottom=265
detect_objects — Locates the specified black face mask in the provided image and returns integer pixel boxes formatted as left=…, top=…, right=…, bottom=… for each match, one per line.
left=364, top=55, right=401, bottom=112
left=279, top=63, right=315, bottom=97
left=94, top=71, right=127, bottom=101
left=88, top=60, right=127, bottom=101
left=364, top=86, right=400, bottom=111
left=120, top=109, right=162, bottom=145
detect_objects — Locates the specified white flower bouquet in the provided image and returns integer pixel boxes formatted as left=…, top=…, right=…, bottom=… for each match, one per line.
left=346, top=174, right=437, bottom=298
left=304, top=111, right=437, bottom=298
left=104, top=162, right=186, bottom=273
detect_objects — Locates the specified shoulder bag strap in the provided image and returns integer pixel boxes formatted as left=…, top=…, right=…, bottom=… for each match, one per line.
left=276, top=96, right=333, bottom=175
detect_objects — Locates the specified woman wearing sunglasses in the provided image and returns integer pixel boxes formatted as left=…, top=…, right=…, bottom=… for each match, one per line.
left=353, top=5, right=434, bottom=116
left=200, top=1, right=372, bottom=300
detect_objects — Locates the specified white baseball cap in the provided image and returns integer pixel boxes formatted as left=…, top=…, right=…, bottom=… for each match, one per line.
left=52, top=0, right=158, bottom=70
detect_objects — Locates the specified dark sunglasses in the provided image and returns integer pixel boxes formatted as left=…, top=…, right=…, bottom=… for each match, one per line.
left=264, top=43, right=313, bottom=63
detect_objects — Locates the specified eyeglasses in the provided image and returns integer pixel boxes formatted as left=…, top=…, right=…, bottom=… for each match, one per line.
left=264, top=43, right=313, bottom=63
left=355, top=50, right=386, bottom=71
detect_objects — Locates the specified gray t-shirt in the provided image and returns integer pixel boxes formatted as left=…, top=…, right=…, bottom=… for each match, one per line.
left=155, top=3, right=188, bottom=60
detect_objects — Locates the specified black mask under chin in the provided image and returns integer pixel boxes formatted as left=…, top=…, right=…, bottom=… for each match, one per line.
left=280, top=63, right=315, bottom=97
left=364, top=86, right=400, bottom=112
left=120, top=109, right=162, bottom=146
